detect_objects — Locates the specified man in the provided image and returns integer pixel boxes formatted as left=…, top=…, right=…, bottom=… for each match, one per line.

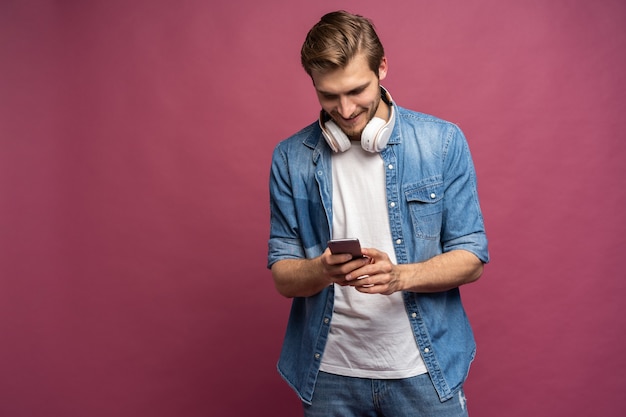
left=267, top=10, right=489, bottom=417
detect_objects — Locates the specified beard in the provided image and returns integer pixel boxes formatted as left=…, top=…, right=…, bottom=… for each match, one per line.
left=331, top=95, right=382, bottom=141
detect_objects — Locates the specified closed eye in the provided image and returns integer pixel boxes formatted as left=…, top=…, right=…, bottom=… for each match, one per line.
left=317, top=82, right=370, bottom=100
left=348, top=86, right=366, bottom=96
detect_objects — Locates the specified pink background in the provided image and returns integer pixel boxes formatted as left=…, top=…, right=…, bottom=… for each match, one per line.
left=1, top=0, right=624, bottom=416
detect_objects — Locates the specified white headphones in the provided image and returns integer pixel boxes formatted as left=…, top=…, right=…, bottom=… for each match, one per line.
left=319, top=86, right=396, bottom=153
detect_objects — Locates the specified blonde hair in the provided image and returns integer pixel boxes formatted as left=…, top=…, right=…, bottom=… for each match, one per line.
left=301, top=11, right=385, bottom=77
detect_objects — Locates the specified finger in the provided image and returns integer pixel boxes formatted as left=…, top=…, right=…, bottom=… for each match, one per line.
left=329, top=253, right=356, bottom=266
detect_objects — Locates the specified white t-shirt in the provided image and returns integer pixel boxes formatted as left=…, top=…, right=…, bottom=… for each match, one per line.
left=319, top=143, right=427, bottom=379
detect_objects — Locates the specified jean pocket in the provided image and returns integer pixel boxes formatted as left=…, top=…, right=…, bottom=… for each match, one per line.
left=405, top=179, right=444, bottom=240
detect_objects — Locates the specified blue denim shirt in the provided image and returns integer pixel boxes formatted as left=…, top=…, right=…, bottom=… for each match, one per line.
left=267, top=106, right=489, bottom=404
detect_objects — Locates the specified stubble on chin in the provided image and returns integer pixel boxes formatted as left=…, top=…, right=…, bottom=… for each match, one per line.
left=332, top=95, right=382, bottom=141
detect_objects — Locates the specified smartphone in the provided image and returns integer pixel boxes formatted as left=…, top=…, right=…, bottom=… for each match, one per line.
left=327, top=238, right=363, bottom=259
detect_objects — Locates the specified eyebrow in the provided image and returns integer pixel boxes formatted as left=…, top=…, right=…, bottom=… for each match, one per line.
left=316, top=81, right=371, bottom=97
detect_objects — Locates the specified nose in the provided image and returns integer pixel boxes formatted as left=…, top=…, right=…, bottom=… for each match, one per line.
left=337, top=96, right=356, bottom=119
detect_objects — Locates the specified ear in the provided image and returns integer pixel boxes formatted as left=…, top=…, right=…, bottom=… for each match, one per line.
left=378, top=57, right=388, bottom=81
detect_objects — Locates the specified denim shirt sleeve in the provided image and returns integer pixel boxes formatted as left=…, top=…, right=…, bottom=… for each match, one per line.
left=392, top=111, right=489, bottom=265
left=267, top=124, right=332, bottom=268
left=439, top=122, right=489, bottom=261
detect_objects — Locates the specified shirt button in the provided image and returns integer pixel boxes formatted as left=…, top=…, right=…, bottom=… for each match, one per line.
left=424, top=348, right=430, bottom=353
left=389, top=202, right=396, bottom=208
left=396, top=239, right=402, bottom=245
left=430, top=193, right=436, bottom=199
left=388, top=164, right=394, bottom=170
left=324, top=318, right=330, bottom=324
left=411, top=312, right=417, bottom=318
left=314, top=353, right=321, bottom=359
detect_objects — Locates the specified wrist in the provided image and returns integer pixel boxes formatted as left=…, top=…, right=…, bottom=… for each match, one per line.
left=395, top=263, right=419, bottom=292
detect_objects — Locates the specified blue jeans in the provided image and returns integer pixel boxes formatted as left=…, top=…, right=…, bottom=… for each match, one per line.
left=303, top=372, right=469, bottom=417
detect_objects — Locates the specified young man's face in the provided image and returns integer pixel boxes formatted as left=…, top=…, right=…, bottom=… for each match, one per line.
left=312, top=53, right=388, bottom=141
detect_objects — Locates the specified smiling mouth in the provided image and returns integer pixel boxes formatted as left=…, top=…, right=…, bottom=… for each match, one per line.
left=336, top=112, right=362, bottom=126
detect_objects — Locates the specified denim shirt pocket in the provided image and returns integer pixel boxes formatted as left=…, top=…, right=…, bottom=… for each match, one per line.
left=404, top=178, right=444, bottom=240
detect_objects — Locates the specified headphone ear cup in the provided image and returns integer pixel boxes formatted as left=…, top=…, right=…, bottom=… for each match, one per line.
left=324, top=120, right=352, bottom=152
left=361, top=117, right=387, bottom=152
left=360, top=100, right=396, bottom=153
